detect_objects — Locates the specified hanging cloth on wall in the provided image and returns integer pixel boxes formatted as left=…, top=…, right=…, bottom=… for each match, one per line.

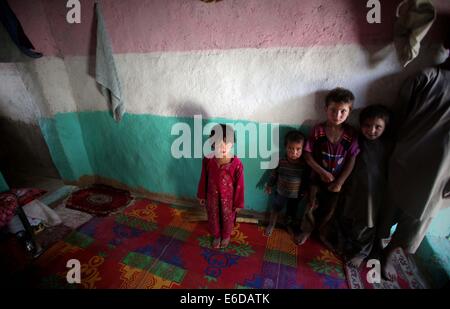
left=394, top=0, right=436, bottom=67
left=0, top=171, right=8, bottom=193
left=95, top=2, right=125, bottom=122
left=0, top=0, right=42, bottom=58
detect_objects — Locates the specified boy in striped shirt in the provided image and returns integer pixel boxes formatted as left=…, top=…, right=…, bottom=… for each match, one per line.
left=264, top=130, right=309, bottom=237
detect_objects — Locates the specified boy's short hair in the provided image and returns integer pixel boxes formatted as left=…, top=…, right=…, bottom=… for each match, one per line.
left=325, top=87, right=355, bottom=107
left=284, top=130, right=305, bottom=147
left=210, top=124, right=235, bottom=144
left=359, top=104, right=390, bottom=125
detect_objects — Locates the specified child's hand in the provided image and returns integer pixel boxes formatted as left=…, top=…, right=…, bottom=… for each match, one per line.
left=264, top=185, right=272, bottom=195
left=320, top=171, right=335, bottom=183
left=234, top=208, right=241, bottom=213
left=308, top=199, right=318, bottom=211
left=198, top=198, right=206, bottom=206
left=328, top=182, right=342, bottom=192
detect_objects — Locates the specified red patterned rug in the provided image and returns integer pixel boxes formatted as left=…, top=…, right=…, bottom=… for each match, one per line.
left=345, top=247, right=429, bottom=289
left=1, top=188, right=47, bottom=228
left=66, top=185, right=132, bottom=216
left=10, top=188, right=47, bottom=206
left=29, top=198, right=348, bottom=289
left=0, top=193, right=18, bottom=228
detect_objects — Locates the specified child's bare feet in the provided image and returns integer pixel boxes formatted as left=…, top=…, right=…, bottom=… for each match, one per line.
left=220, top=238, right=230, bottom=248
left=347, top=255, right=365, bottom=268
left=294, top=232, right=309, bottom=245
left=212, top=238, right=221, bottom=249
left=264, top=224, right=274, bottom=237
left=381, top=248, right=398, bottom=281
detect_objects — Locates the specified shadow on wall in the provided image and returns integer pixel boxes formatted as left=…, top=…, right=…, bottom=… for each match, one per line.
left=363, top=42, right=449, bottom=113
left=0, top=23, right=61, bottom=182
left=359, top=5, right=450, bottom=108
left=68, top=101, right=211, bottom=204
left=299, top=89, right=328, bottom=129
left=346, top=0, right=449, bottom=106
left=346, top=0, right=401, bottom=67
left=0, top=22, right=29, bottom=62
left=166, top=102, right=210, bottom=203
left=0, top=117, right=60, bottom=180
left=87, top=1, right=97, bottom=78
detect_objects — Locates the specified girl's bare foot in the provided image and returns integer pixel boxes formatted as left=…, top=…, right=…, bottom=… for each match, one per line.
left=212, top=238, right=221, bottom=249
left=220, top=238, right=230, bottom=248
left=264, top=224, right=274, bottom=237
left=295, top=232, right=309, bottom=245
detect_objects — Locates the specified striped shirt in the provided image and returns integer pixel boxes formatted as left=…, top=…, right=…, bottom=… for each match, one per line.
left=304, top=123, right=360, bottom=177
left=267, top=157, right=308, bottom=198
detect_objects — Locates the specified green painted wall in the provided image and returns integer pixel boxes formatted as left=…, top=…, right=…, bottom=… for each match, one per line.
left=38, top=110, right=450, bottom=237
left=428, top=207, right=450, bottom=238
left=39, top=111, right=306, bottom=212
left=39, top=113, right=93, bottom=181
left=0, top=171, right=8, bottom=192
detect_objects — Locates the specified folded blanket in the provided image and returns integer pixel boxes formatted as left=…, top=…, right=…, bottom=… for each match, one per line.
left=22, top=199, right=62, bottom=226
left=7, top=199, right=62, bottom=234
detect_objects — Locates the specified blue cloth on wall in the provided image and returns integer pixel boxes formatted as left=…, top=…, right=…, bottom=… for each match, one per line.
left=0, top=0, right=42, bottom=58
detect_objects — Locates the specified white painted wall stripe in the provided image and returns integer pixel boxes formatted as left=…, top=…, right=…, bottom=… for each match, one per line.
left=1, top=44, right=447, bottom=124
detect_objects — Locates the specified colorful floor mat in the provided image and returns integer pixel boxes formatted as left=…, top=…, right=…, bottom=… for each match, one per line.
left=66, top=184, right=132, bottom=216
left=32, top=198, right=348, bottom=289
left=35, top=224, right=73, bottom=250
left=345, top=247, right=429, bottom=289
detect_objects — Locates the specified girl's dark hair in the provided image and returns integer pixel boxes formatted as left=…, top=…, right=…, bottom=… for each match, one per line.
left=359, top=104, right=391, bottom=126
left=284, top=130, right=305, bottom=147
left=210, top=124, right=235, bottom=144
left=325, top=87, right=355, bottom=107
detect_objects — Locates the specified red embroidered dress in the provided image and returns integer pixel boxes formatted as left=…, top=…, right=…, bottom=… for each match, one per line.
left=197, top=154, right=245, bottom=239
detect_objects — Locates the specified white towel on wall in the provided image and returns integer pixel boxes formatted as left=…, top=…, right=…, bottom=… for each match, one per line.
left=95, top=2, right=125, bottom=121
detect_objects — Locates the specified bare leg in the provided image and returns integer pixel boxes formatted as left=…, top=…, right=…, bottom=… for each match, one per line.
left=212, top=238, right=221, bottom=249
left=381, top=243, right=399, bottom=281
left=295, top=232, right=310, bottom=245
left=295, top=187, right=317, bottom=246
left=220, top=238, right=230, bottom=248
left=264, top=211, right=278, bottom=237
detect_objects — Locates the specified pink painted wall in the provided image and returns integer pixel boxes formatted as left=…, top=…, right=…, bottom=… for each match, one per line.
left=12, top=0, right=450, bottom=57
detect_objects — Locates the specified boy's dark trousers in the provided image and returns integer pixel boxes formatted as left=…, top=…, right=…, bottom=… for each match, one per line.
left=273, top=193, right=299, bottom=215
left=272, top=193, right=301, bottom=226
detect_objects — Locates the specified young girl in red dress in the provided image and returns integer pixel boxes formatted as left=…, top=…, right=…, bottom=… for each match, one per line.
left=197, top=124, right=245, bottom=249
